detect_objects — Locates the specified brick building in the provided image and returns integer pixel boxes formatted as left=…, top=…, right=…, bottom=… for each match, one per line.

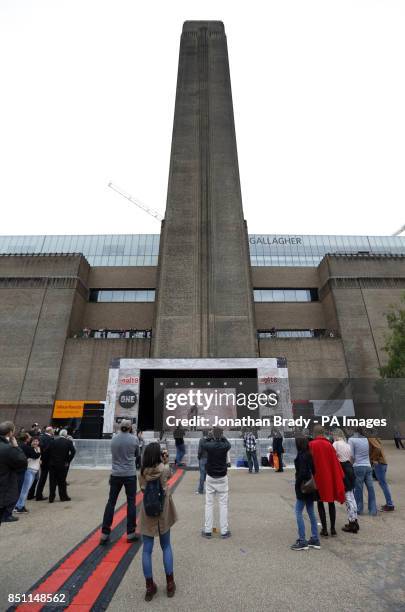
left=1, top=21, right=404, bottom=428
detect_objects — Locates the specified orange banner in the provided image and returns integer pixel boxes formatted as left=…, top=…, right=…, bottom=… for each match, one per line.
left=53, top=401, right=85, bottom=419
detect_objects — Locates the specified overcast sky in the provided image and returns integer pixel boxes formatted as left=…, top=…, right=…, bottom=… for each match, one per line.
left=1, top=0, right=404, bottom=237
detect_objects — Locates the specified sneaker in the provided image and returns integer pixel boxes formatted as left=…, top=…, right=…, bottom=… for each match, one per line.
left=221, top=531, right=232, bottom=539
left=290, top=539, right=309, bottom=551
left=15, top=507, right=29, bottom=513
left=99, top=533, right=110, bottom=545
left=307, top=537, right=321, bottom=549
left=380, top=505, right=395, bottom=512
left=342, top=522, right=358, bottom=533
left=201, top=531, right=212, bottom=538
left=127, top=532, right=140, bottom=543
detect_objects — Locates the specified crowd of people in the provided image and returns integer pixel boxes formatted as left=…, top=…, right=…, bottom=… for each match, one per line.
left=0, top=421, right=76, bottom=524
left=290, top=424, right=396, bottom=550
left=1, top=418, right=399, bottom=602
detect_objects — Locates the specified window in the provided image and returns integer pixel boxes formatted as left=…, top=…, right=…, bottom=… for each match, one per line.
left=253, top=288, right=318, bottom=302
left=89, top=289, right=156, bottom=302
left=257, top=329, right=338, bottom=339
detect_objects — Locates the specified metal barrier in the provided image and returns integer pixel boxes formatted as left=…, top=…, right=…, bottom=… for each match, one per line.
left=71, top=437, right=296, bottom=469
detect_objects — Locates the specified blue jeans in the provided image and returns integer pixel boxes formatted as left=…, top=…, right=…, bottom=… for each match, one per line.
left=142, top=530, right=173, bottom=578
left=246, top=450, right=259, bottom=473
left=175, top=443, right=186, bottom=465
left=373, top=463, right=394, bottom=507
left=16, top=468, right=37, bottom=510
left=354, top=466, right=377, bottom=515
left=102, top=475, right=137, bottom=535
left=198, top=458, right=207, bottom=493
left=295, top=499, right=319, bottom=543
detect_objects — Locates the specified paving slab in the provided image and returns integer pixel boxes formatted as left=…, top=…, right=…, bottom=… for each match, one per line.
left=0, top=442, right=404, bottom=612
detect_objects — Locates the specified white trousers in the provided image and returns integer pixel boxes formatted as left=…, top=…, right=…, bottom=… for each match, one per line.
left=345, top=490, right=358, bottom=521
left=205, top=475, right=229, bottom=535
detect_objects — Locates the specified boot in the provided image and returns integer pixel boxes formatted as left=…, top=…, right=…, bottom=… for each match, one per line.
left=320, top=528, right=328, bottom=537
left=145, top=577, right=157, bottom=602
left=341, top=521, right=357, bottom=533
left=354, top=519, right=360, bottom=532
left=166, top=573, right=176, bottom=598
left=330, top=527, right=337, bottom=537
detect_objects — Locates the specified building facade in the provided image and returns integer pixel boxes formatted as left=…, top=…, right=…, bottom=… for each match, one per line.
left=1, top=21, right=405, bottom=428
left=1, top=234, right=404, bottom=427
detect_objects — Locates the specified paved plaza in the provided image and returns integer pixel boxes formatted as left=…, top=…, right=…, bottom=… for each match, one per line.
left=1, top=442, right=404, bottom=612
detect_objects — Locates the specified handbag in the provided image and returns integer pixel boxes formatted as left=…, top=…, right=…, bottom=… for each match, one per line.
left=300, top=475, right=317, bottom=494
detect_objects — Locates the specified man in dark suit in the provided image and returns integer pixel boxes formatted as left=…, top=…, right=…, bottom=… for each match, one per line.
left=0, top=421, right=28, bottom=525
left=35, top=426, right=54, bottom=501
left=48, top=429, right=76, bottom=502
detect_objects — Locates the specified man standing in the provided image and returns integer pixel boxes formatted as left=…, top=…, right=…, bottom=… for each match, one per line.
left=100, top=420, right=139, bottom=544
left=35, top=426, right=54, bottom=501
left=243, top=429, right=259, bottom=473
left=201, top=427, right=231, bottom=539
left=173, top=426, right=186, bottom=466
left=196, top=430, right=210, bottom=494
left=393, top=426, right=404, bottom=449
left=48, top=429, right=76, bottom=502
left=0, top=422, right=28, bottom=525
left=349, top=428, right=377, bottom=516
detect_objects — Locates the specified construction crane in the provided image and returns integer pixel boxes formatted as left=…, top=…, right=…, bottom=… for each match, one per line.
left=108, top=182, right=164, bottom=222
left=392, top=224, right=405, bottom=236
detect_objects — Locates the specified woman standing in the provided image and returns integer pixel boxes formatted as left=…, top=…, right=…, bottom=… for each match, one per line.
left=369, top=435, right=395, bottom=512
left=332, top=430, right=359, bottom=533
left=15, top=437, right=41, bottom=513
left=291, top=437, right=320, bottom=551
left=139, top=443, right=178, bottom=602
left=272, top=431, right=284, bottom=472
left=310, top=425, right=346, bottom=536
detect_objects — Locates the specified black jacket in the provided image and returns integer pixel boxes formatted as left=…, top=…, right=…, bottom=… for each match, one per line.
left=48, top=437, right=76, bottom=467
left=38, top=433, right=54, bottom=463
left=20, top=443, right=41, bottom=461
left=0, top=436, right=28, bottom=509
left=340, top=460, right=355, bottom=492
left=273, top=436, right=284, bottom=455
left=201, top=437, right=231, bottom=479
left=294, top=450, right=317, bottom=501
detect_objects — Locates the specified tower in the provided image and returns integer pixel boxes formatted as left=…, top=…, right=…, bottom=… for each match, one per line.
left=152, top=21, right=257, bottom=358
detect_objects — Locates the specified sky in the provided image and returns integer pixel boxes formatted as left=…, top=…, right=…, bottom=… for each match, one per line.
left=0, top=0, right=404, bottom=237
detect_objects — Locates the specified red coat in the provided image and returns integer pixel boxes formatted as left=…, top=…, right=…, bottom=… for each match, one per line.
left=309, top=437, right=345, bottom=503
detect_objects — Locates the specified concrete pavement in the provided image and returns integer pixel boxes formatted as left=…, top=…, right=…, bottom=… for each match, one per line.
left=0, top=442, right=404, bottom=611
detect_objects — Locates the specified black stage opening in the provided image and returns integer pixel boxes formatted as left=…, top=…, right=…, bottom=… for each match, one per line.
left=138, top=368, right=258, bottom=431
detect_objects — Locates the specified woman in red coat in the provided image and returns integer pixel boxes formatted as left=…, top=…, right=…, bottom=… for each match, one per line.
left=309, top=425, right=345, bottom=537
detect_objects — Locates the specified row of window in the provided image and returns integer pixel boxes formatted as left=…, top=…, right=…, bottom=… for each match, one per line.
left=253, top=288, right=319, bottom=302
left=2, top=233, right=405, bottom=268
left=89, top=289, right=156, bottom=303
left=88, top=288, right=319, bottom=303
left=258, top=329, right=338, bottom=338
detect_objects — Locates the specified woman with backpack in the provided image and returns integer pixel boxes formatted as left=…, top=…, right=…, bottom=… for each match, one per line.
left=291, top=436, right=320, bottom=551
left=139, top=442, right=178, bottom=602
